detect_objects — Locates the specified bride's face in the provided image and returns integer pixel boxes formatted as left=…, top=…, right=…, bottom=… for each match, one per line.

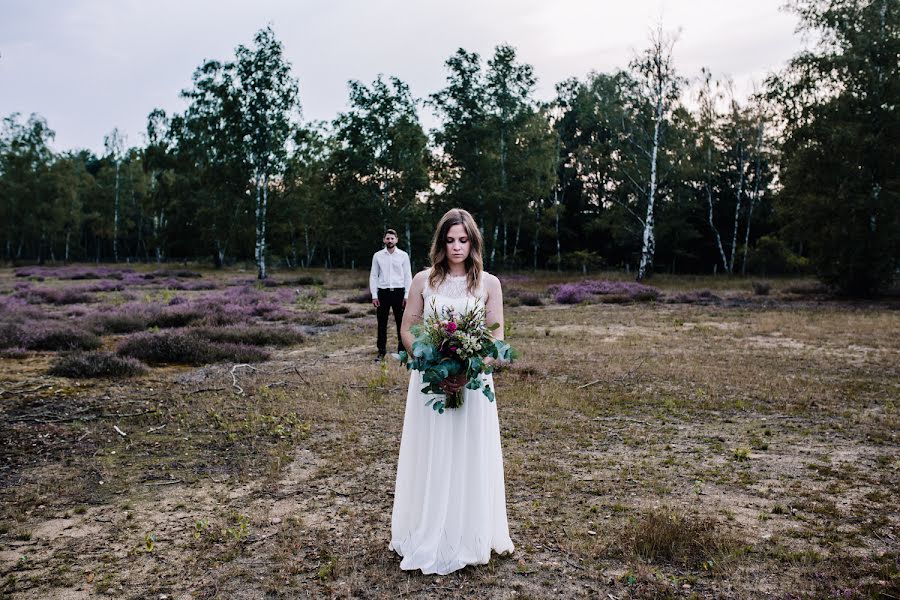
left=445, top=224, right=470, bottom=266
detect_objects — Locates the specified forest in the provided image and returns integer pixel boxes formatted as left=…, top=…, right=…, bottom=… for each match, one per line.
left=1, top=0, right=897, bottom=295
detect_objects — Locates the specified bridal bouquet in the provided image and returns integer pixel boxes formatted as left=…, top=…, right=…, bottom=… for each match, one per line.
left=395, top=299, right=517, bottom=414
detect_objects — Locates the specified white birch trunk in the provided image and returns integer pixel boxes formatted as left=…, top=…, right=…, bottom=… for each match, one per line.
left=113, top=160, right=120, bottom=263
left=256, top=176, right=268, bottom=279
left=707, top=184, right=729, bottom=272
left=489, top=207, right=501, bottom=267
left=512, top=215, right=520, bottom=261
left=304, top=225, right=311, bottom=267
left=405, top=221, right=412, bottom=268
left=554, top=188, right=561, bottom=271
left=502, top=218, right=508, bottom=262
left=728, top=139, right=744, bottom=274
left=637, top=101, right=662, bottom=281
left=741, top=119, right=764, bottom=275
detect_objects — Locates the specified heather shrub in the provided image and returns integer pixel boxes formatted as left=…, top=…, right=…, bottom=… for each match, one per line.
left=0, top=295, right=45, bottom=320
left=498, top=274, right=533, bottom=285
left=21, top=322, right=102, bottom=351
left=167, top=279, right=217, bottom=291
left=117, top=330, right=270, bottom=365
left=519, top=292, right=544, bottom=306
left=148, top=305, right=208, bottom=328
left=664, top=290, right=722, bottom=304
left=551, top=280, right=661, bottom=304
left=89, top=309, right=155, bottom=334
left=325, top=305, right=350, bottom=314
left=752, top=281, right=772, bottom=296
left=14, top=266, right=130, bottom=280
left=346, top=290, right=373, bottom=303
left=289, top=276, right=325, bottom=286
left=192, top=325, right=304, bottom=347
left=164, top=269, right=203, bottom=278
left=0, top=323, right=23, bottom=349
left=784, top=282, right=828, bottom=295
left=212, top=342, right=270, bottom=363
left=18, top=286, right=94, bottom=305
left=598, top=294, right=633, bottom=304
left=117, top=331, right=211, bottom=364
left=293, top=312, right=342, bottom=327
left=82, top=280, right=125, bottom=293
left=49, top=351, right=147, bottom=378
left=0, top=347, right=29, bottom=359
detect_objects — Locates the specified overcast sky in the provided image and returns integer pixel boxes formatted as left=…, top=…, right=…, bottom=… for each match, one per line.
left=1, top=0, right=806, bottom=154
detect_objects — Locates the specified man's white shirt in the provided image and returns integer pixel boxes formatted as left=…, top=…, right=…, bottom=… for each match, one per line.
left=370, top=247, right=412, bottom=299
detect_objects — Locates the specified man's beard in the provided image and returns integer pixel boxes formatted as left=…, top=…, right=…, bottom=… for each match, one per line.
left=385, top=242, right=395, bottom=248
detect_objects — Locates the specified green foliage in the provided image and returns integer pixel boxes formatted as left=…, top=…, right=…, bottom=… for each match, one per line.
left=768, top=0, right=900, bottom=295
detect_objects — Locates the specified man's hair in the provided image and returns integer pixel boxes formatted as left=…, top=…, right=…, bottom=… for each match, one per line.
left=384, top=229, right=398, bottom=237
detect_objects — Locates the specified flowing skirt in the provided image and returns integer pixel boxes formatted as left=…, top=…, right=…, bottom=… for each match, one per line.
left=389, top=370, right=514, bottom=575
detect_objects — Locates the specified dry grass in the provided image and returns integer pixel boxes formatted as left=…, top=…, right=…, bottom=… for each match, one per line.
left=0, top=266, right=898, bottom=599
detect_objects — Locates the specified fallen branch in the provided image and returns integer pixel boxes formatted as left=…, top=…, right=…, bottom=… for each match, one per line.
left=113, top=425, right=127, bottom=437
left=230, top=364, right=258, bottom=395
left=190, top=387, right=226, bottom=395
left=592, top=416, right=650, bottom=426
left=146, top=424, right=166, bottom=433
left=577, top=359, right=645, bottom=390
left=143, top=479, right=182, bottom=486
left=293, top=367, right=310, bottom=385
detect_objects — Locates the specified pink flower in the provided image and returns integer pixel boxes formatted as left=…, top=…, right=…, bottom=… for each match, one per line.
left=446, top=321, right=457, bottom=333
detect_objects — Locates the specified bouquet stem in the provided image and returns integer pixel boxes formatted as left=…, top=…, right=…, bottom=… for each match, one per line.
left=444, top=390, right=464, bottom=410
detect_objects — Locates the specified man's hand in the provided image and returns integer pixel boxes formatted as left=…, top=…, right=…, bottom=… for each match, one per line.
left=372, top=298, right=380, bottom=308
left=439, top=373, right=468, bottom=395
left=402, top=298, right=407, bottom=308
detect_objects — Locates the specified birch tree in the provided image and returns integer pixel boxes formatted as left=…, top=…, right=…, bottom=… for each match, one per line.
left=695, top=70, right=730, bottom=272
left=623, top=26, right=684, bottom=281
left=235, top=26, right=300, bottom=280
left=103, top=128, right=125, bottom=263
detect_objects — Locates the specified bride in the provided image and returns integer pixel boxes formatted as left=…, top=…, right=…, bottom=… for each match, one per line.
left=389, top=208, right=514, bottom=575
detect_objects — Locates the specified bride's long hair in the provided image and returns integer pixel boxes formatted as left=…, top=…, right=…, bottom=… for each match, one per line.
left=428, top=208, right=484, bottom=294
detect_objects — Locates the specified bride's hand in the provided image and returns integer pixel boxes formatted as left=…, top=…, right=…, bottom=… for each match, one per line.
left=440, top=373, right=467, bottom=394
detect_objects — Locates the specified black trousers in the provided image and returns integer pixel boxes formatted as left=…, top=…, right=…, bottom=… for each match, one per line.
left=376, top=288, right=405, bottom=355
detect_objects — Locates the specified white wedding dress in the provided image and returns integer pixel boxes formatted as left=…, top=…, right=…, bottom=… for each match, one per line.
left=389, top=271, right=514, bottom=575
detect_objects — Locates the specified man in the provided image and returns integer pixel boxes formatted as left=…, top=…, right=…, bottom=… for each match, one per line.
left=370, top=229, right=412, bottom=360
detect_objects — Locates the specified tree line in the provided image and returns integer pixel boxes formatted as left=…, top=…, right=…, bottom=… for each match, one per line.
left=1, top=0, right=897, bottom=295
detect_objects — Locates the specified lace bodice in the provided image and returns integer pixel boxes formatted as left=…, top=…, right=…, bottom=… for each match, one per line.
left=422, top=270, right=486, bottom=318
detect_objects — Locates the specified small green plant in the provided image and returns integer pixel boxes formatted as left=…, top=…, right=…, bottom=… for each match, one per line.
left=368, top=359, right=390, bottom=391
left=143, top=532, right=156, bottom=552
left=318, top=553, right=337, bottom=581
left=733, top=447, right=751, bottom=461
left=194, top=519, right=208, bottom=539
left=224, top=513, right=250, bottom=542
left=692, top=479, right=704, bottom=496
